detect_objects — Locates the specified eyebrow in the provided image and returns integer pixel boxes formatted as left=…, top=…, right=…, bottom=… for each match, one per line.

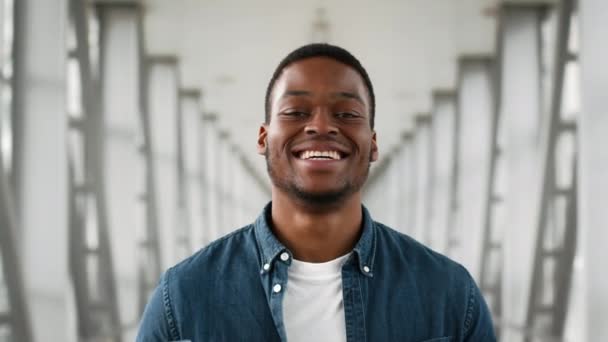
left=281, top=90, right=312, bottom=98
left=336, top=91, right=365, bottom=104
left=280, top=90, right=365, bottom=105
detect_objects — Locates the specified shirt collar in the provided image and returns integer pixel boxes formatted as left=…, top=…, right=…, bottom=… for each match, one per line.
left=253, top=202, right=377, bottom=277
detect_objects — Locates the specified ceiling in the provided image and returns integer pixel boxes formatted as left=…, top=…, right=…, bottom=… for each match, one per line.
left=143, top=0, right=497, bottom=177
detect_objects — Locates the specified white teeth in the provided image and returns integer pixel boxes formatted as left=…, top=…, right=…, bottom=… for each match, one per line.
left=298, top=150, right=342, bottom=160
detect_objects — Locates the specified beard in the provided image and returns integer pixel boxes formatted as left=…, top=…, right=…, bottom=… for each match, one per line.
left=265, top=145, right=371, bottom=208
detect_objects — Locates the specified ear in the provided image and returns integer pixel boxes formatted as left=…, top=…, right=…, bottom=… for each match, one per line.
left=257, top=124, right=268, bottom=155
left=370, top=131, right=378, bottom=162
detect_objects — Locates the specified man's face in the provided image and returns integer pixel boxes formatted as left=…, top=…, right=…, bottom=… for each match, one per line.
left=258, top=57, right=378, bottom=206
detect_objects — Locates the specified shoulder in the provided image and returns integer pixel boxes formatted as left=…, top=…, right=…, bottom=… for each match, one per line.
left=157, top=225, right=261, bottom=331
left=373, top=222, right=495, bottom=340
left=168, top=224, right=260, bottom=282
left=137, top=225, right=261, bottom=341
left=372, top=221, right=474, bottom=310
left=373, top=221, right=467, bottom=277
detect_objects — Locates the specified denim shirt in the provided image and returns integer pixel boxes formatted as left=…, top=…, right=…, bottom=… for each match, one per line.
left=137, top=203, right=496, bottom=341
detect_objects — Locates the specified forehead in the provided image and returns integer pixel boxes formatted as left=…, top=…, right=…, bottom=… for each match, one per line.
left=271, top=57, right=370, bottom=103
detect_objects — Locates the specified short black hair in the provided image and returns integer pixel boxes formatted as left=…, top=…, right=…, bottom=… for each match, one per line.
left=264, top=43, right=376, bottom=129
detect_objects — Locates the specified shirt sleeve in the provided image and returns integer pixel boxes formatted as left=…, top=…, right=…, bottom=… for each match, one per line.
left=463, top=272, right=497, bottom=341
left=136, top=271, right=179, bottom=342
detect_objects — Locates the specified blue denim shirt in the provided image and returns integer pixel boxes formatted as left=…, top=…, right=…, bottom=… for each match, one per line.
left=137, top=203, right=495, bottom=341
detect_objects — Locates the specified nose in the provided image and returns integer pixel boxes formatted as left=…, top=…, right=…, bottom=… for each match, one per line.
left=304, top=109, right=338, bottom=136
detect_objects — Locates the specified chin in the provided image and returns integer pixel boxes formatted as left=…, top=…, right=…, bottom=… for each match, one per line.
left=290, top=185, right=354, bottom=207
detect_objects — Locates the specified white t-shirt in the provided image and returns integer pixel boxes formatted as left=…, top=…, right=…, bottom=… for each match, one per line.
left=283, top=253, right=351, bottom=342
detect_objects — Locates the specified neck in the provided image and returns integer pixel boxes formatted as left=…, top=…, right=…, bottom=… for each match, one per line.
left=270, top=189, right=363, bottom=263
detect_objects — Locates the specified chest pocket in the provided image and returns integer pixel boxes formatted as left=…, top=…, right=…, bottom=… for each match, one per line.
left=419, top=337, right=452, bottom=342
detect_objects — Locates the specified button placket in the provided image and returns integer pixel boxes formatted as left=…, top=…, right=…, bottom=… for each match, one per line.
left=264, top=256, right=289, bottom=342
left=280, top=252, right=290, bottom=262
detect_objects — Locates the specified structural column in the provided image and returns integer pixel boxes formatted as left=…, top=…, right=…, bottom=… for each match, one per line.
left=218, top=130, right=233, bottom=233
left=179, top=89, right=204, bottom=250
left=231, top=146, right=246, bottom=227
left=97, top=2, right=143, bottom=339
left=579, top=0, right=608, bottom=339
left=429, top=91, right=456, bottom=254
left=202, top=113, right=221, bottom=242
left=386, top=146, right=403, bottom=228
left=412, top=114, right=432, bottom=243
left=454, top=56, right=494, bottom=280
left=400, top=132, right=415, bottom=235
left=499, top=4, right=544, bottom=341
left=363, top=147, right=394, bottom=223
left=235, top=153, right=271, bottom=225
left=12, top=0, right=71, bottom=340
left=147, top=56, right=180, bottom=270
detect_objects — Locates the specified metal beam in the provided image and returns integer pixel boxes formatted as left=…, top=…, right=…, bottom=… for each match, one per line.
left=0, top=144, right=32, bottom=342
left=97, top=3, right=146, bottom=339
left=399, top=131, right=415, bottom=236
left=202, top=113, right=222, bottom=241
left=524, top=1, right=578, bottom=340
left=12, top=0, right=72, bottom=340
left=579, top=0, right=608, bottom=339
left=429, top=90, right=456, bottom=254
left=470, top=53, right=505, bottom=337
left=135, top=20, right=163, bottom=318
left=218, top=129, right=232, bottom=234
left=179, top=88, right=203, bottom=250
left=454, top=55, right=494, bottom=281
left=412, top=113, right=432, bottom=243
left=146, top=57, right=180, bottom=269
left=68, top=0, right=123, bottom=340
left=498, top=4, right=545, bottom=341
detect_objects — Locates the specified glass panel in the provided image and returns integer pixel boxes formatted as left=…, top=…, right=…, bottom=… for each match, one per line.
left=561, top=61, right=581, bottom=120
left=540, top=8, right=559, bottom=125
left=86, top=253, right=100, bottom=302
left=0, top=253, right=9, bottom=312
left=1, top=0, right=15, bottom=80
left=85, top=194, right=99, bottom=250
left=0, top=0, right=14, bottom=174
left=0, top=325, right=12, bottom=342
left=67, top=58, right=83, bottom=118
left=544, top=195, right=567, bottom=251
left=0, top=86, right=12, bottom=173
left=568, top=13, right=579, bottom=54
left=66, top=16, right=77, bottom=52
left=86, top=4, right=100, bottom=76
left=67, top=129, right=85, bottom=185
left=555, top=131, right=576, bottom=189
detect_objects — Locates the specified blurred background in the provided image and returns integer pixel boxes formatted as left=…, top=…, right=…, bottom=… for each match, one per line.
left=0, top=0, right=606, bottom=341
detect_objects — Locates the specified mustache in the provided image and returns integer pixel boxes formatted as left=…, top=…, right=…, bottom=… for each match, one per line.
left=290, top=135, right=350, bottom=149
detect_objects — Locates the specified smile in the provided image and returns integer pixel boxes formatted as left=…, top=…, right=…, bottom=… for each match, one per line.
left=297, top=150, right=345, bottom=160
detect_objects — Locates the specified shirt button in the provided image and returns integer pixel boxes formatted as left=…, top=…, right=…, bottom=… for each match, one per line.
left=273, top=284, right=282, bottom=293
left=363, top=266, right=370, bottom=273
left=263, top=263, right=270, bottom=271
left=280, top=252, right=290, bottom=261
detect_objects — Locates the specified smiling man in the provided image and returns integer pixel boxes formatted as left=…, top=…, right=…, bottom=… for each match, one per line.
left=137, top=44, right=496, bottom=342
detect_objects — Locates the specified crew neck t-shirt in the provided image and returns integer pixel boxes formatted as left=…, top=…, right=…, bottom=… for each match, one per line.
left=283, top=253, right=351, bottom=342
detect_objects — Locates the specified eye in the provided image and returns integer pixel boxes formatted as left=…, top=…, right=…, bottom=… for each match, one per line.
left=282, top=110, right=309, bottom=117
left=335, top=112, right=359, bottom=119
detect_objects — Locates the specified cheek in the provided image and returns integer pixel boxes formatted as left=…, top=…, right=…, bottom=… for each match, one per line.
left=266, top=137, right=289, bottom=162
left=267, top=126, right=298, bottom=154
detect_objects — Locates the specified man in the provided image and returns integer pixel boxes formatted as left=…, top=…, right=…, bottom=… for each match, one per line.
left=137, top=43, right=496, bottom=341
